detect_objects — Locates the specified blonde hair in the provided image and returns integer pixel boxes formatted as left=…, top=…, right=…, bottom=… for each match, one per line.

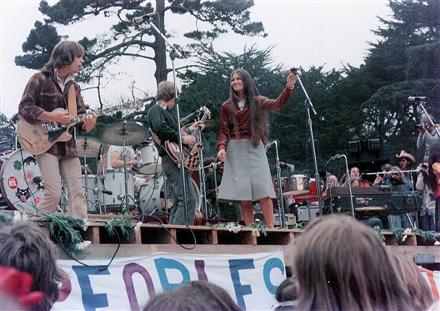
left=156, top=81, right=179, bottom=102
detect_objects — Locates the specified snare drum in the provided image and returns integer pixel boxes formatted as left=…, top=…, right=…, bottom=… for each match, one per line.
left=137, top=143, right=161, bottom=175
left=0, top=149, right=43, bottom=213
left=282, top=174, right=310, bottom=195
left=100, top=170, right=135, bottom=210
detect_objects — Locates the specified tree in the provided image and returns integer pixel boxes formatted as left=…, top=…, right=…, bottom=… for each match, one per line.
left=361, top=0, right=440, bottom=156
left=16, top=0, right=266, bottom=88
left=0, top=113, right=16, bottom=152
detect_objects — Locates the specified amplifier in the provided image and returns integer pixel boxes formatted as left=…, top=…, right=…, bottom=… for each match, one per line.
left=332, top=190, right=422, bottom=215
left=294, top=205, right=320, bottom=223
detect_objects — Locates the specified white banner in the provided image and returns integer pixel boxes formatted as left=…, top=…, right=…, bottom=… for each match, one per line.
left=52, top=250, right=286, bottom=311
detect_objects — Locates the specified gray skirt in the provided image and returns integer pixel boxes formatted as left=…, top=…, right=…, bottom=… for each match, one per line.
left=218, top=139, right=275, bottom=201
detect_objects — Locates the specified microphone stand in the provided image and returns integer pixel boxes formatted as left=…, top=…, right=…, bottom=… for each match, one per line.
left=273, top=141, right=286, bottom=228
left=147, top=19, right=190, bottom=224
left=340, top=154, right=355, bottom=218
left=295, top=71, right=323, bottom=215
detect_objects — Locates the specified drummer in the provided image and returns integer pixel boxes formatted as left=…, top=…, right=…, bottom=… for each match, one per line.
left=107, top=145, right=148, bottom=194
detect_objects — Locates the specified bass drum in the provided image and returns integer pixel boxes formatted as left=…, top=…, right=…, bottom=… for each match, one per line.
left=0, top=149, right=44, bottom=213
left=139, top=174, right=200, bottom=216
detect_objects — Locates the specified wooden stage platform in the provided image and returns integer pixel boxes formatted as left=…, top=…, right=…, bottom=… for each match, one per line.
left=58, top=219, right=440, bottom=268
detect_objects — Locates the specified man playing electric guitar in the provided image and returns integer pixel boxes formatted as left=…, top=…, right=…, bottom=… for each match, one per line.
left=146, top=81, right=204, bottom=225
left=18, top=41, right=97, bottom=219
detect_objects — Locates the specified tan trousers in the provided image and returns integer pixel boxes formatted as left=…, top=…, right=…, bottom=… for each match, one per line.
left=36, top=153, right=87, bottom=219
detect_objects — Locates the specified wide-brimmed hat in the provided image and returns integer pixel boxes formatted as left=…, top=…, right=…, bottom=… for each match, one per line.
left=395, top=150, right=415, bottom=163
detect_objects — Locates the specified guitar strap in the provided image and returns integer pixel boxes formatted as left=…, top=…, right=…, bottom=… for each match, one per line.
left=149, top=129, right=167, bottom=155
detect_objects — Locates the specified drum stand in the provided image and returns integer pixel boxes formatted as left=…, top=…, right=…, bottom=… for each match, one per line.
left=210, top=161, right=221, bottom=217
left=119, top=140, right=135, bottom=214
left=82, top=156, right=93, bottom=212
left=196, top=129, right=209, bottom=218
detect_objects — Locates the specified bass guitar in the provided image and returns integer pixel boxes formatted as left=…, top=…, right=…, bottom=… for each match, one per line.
left=164, top=106, right=211, bottom=171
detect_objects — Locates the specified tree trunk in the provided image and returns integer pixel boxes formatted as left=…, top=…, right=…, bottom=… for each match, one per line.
left=153, top=0, right=168, bottom=85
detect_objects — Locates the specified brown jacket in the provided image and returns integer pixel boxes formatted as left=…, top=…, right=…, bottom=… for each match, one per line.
left=18, top=67, right=86, bottom=157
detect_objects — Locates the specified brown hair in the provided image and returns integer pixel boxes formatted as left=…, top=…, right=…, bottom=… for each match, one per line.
left=0, top=222, right=64, bottom=311
left=156, top=81, right=179, bottom=102
left=393, top=254, right=433, bottom=310
left=229, top=69, right=268, bottom=146
left=294, top=215, right=413, bottom=311
left=143, top=280, right=242, bottom=311
left=44, top=40, right=84, bottom=70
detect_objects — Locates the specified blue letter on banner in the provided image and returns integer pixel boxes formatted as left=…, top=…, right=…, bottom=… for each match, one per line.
left=229, top=259, right=254, bottom=309
left=154, top=258, right=190, bottom=292
left=263, top=258, right=285, bottom=294
left=72, top=265, right=109, bottom=311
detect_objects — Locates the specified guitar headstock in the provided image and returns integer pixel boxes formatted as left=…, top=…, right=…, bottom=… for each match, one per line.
left=93, top=101, right=146, bottom=117
left=200, top=106, right=211, bottom=119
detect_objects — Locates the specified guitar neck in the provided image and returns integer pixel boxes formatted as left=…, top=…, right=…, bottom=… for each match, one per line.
left=68, top=110, right=102, bottom=127
left=190, top=114, right=209, bottom=137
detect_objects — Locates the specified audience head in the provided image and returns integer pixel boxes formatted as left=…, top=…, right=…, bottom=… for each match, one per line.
left=274, top=277, right=298, bottom=311
left=143, top=280, right=242, bottom=311
left=0, top=222, right=64, bottom=311
left=294, top=215, right=413, bottom=311
left=392, top=254, right=433, bottom=310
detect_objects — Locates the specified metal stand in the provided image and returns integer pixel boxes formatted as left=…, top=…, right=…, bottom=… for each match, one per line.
left=211, top=161, right=221, bottom=217
left=329, top=154, right=355, bottom=218
left=274, top=141, right=286, bottom=228
left=119, top=139, right=135, bottom=214
left=294, top=69, right=323, bottom=215
left=196, top=129, right=209, bottom=218
left=147, top=18, right=190, bottom=224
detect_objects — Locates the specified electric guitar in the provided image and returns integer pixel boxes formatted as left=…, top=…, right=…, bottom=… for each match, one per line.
left=17, top=103, right=142, bottom=155
left=164, top=106, right=211, bottom=171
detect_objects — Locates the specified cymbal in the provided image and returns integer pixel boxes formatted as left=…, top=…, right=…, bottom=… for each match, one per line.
left=76, top=136, right=101, bottom=158
left=100, top=122, right=148, bottom=146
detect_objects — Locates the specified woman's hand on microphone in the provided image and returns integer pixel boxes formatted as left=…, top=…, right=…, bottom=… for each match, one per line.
left=217, top=149, right=226, bottom=162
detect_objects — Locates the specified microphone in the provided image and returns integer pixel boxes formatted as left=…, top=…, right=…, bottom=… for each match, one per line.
left=408, top=96, right=427, bottom=101
left=280, top=161, right=295, bottom=172
left=132, top=11, right=156, bottom=25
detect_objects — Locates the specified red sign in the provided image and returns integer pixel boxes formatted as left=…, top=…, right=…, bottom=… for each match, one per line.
left=8, top=176, right=17, bottom=190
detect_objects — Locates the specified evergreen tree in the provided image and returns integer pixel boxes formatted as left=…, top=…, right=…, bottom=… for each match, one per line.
left=15, top=0, right=265, bottom=85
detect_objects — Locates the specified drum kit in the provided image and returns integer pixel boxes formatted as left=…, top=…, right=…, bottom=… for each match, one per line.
left=0, top=120, right=201, bottom=217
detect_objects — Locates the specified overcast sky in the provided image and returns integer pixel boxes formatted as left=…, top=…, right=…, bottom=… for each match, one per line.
left=0, top=0, right=391, bottom=118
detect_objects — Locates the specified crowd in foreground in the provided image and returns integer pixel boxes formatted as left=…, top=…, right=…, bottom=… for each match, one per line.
left=0, top=215, right=438, bottom=311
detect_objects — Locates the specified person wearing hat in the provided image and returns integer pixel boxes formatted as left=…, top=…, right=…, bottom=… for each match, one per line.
left=395, top=150, right=416, bottom=190
left=417, top=114, right=440, bottom=162
left=396, top=150, right=415, bottom=170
